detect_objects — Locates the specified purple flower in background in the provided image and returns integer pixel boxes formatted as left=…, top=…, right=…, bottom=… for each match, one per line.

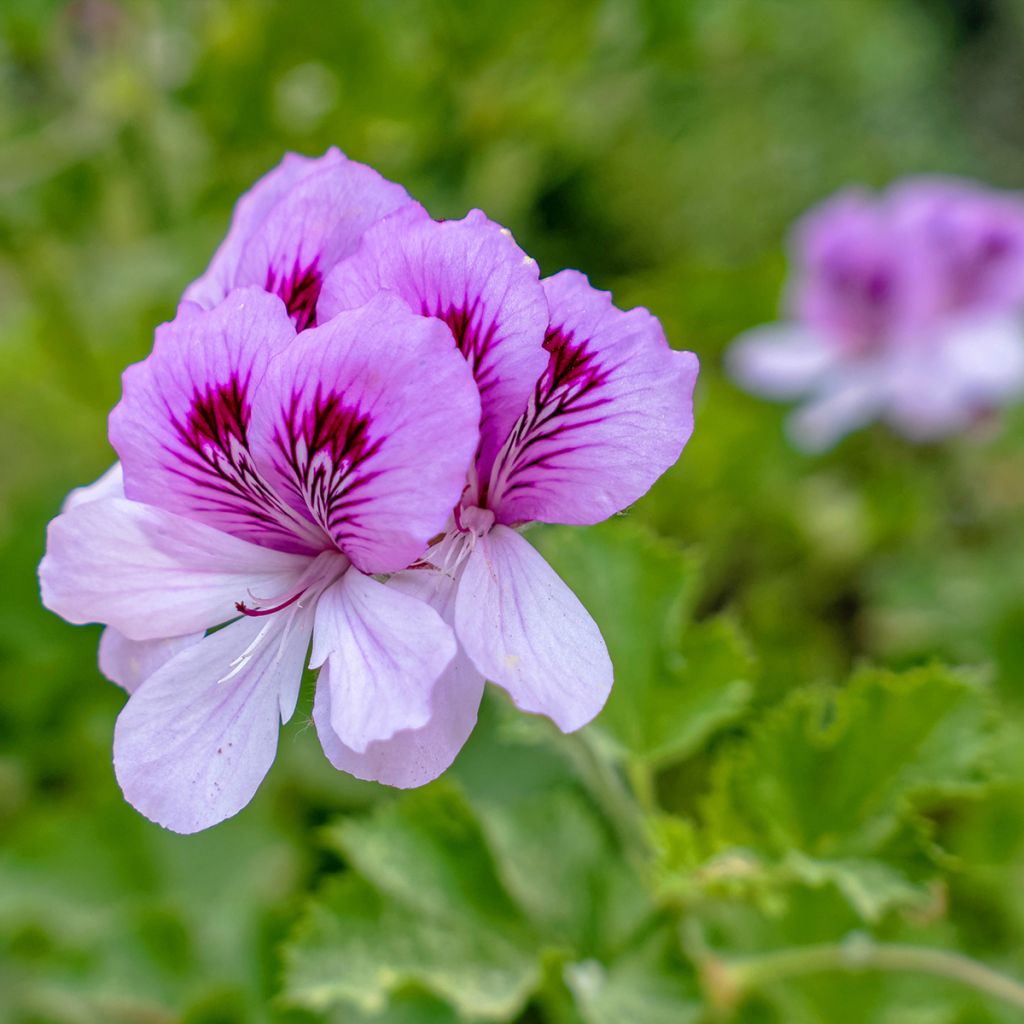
left=183, top=149, right=413, bottom=330
left=40, top=288, right=480, bottom=832
left=318, top=209, right=699, bottom=786
left=727, top=177, right=1024, bottom=450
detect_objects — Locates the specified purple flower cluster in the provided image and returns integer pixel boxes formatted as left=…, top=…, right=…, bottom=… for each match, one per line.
left=727, top=178, right=1024, bottom=450
left=39, top=149, right=699, bottom=833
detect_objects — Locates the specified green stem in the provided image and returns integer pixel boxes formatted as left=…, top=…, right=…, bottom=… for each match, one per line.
left=566, top=731, right=651, bottom=869
left=696, top=932, right=1024, bottom=1014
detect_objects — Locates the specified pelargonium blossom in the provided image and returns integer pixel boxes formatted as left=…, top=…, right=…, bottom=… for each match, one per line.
left=727, top=177, right=1024, bottom=450
left=40, top=288, right=481, bottom=832
left=316, top=206, right=699, bottom=785
left=183, top=148, right=414, bottom=330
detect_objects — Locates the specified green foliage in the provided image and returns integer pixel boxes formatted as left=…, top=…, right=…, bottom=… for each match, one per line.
left=5, top=0, right=1024, bottom=1021
left=534, top=521, right=754, bottom=766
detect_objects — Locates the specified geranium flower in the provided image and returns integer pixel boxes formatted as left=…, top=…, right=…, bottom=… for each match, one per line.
left=317, top=209, right=699, bottom=786
left=183, top=148, right=414, bottom=330
left=40, top=288, right=480, bottom=832
left=727, top=178, right=1024, bottom=450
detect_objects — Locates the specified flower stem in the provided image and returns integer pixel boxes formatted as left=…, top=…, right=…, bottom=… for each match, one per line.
left=565, top=731, right=651, bottom=869
left=690, top=929, right=1024, bottom=1014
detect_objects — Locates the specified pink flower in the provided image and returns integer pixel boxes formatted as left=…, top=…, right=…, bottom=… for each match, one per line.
left=40, top=288, right=481, bottom=832
left=728, top=178, right=1024, bottom=450
left=183, top=149, right=414, bottom=330
left=317, top=207, right=699, bottom=786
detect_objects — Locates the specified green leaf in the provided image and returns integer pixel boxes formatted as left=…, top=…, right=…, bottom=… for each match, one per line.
left=283, top=784, right=540, bottom=1021
left=532, top=521, right=755, bottom=766
left=781, top=852, right=932, bottom=923
left=282, top=874, right=536, bottom=1021
left=565, top=929, right=702, bottom=1024
left=703, top=664, right=995, bottom=861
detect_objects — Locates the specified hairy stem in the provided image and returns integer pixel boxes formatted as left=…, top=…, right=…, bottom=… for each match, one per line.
left=691, top=930, right=1024, bottom=1014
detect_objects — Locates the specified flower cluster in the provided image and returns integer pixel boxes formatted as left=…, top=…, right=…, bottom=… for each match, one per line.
left=39, top=149, right=699, bottom=833
left=727, top=177, right=1024, bottom=450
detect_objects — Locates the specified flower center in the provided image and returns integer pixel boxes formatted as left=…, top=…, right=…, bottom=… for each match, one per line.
left=235, top=550, right=347, bottom=618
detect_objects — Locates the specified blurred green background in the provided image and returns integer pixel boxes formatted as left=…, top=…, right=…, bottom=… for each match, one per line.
left=3, top=1, right=1024, bottom=1021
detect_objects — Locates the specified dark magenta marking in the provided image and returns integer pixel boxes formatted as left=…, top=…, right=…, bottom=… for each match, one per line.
left=266, top=255, right=323, bottom=331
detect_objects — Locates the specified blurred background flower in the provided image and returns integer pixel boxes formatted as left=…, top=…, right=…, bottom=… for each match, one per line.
left=4, top=2, right=1024, bottom=1022
left=727, top=178, right=1024, bottom=450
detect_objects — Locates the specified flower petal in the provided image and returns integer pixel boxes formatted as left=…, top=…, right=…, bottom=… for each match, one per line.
left=726, top=323, right=839, bottom=398
left=487, top=270, right=698, bottom=526
left=455, top=525, right=611, bottom=732
left=113, top=604, right=314, bottom=834
left=61, top=462, right=124, bottom=512
left=313, top=565, right=484, bottom=788
left=98, top=627, right=204, bottom=694
left=40, top=497, right=310, bottom=640
left=319, top=208, right=550, bottom=481
left=787, top=369, right=884, bottom=452
left=250, top=292, right=481, bottom=574
left=309, top=569, right=457, bottom=753
left=184, top=149, right=412, bottom=329
left=110, top=288, right=325, bottom=554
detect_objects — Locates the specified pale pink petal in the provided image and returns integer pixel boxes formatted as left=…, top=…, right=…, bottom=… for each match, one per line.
left=314, top=564, right=484, bottom=788
left=455, top=525, right=611, bottom=732
left=40, top=497, right=310, bottom=641
left=61, top=462, right=124, bottom=513
left=184, top=151, right=335, bottom=310
left=309, top=569, right=457, bottom=753
left=787, top=368, right=885, bottom=452
left=320, top=208, right=550, bottom=481
left=110, top=288, right=326, bottom=554
left=250, top=292, right=480, bottom=574
left=184, top=149, right=412, bottom=329
left=113, top=603, right=314, bottom=834
left=98, top=628, right=204, bottom=694
left=940, top=314, right=1024, bottom=402
left=487, top=270, right=698, bottom=527
left=726, top=323, right=839, bottom=398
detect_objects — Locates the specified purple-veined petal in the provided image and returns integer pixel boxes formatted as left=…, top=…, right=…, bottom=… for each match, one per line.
left=98, top=627, right=204, bottom=694
left=184, top=149, right=412, bottom=329
left=454, top=525, right=611, bottom=733
left=39, top=497, right=310, bottom=641
left=788, top=189, right=937, bottom=347
left=486, top=270, right=698, bottom=526
left=726, top=323, right=840, bottom=399
left=61, top=462, right=124, bottom=512
left=113, top=601, right=315, bottom=834
left=110, top=288, right=326, bottom=554
left=889, top=177, right=1024, bottom=317
left=309, top=569, right=457, bottom=754
left=250, top=292, right=481, bottom=574
left=314, top=561, right=484, bottom=787
left=320, top=208, right=550, bottom=481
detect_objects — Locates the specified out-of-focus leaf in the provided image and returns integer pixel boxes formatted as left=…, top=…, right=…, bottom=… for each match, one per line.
left=781, top=852, right=932, bottom=923
left=282, top=784, right=540, bottom=1021
left=565, top=929, right=702, bottom=1024
left=703, top=664, right=994, bottom=860
left=533, top=521, right=754, bottom=767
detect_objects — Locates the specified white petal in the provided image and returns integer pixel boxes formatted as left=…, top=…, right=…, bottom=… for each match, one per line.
left=310, top=570, right=457, bottom=753
left=40, top=498, right=311, bottom=640
left=61, top=462, right=124, bottom=512
left=726, top=323, right=839, bottom=399
left=113, top=603, right=314, bottom=834
left=98, top=627, right=204, bottom=694
left=455, top=525, right=612, bottom=732
left=314, top=566, right=484, bottom=788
